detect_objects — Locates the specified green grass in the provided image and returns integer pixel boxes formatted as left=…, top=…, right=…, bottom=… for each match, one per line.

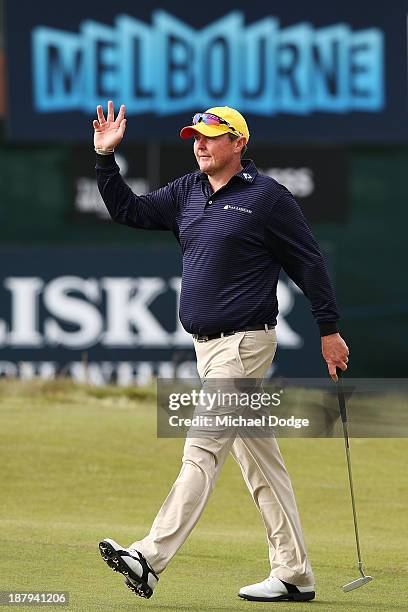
left=0, top=380, right=407, bottom=611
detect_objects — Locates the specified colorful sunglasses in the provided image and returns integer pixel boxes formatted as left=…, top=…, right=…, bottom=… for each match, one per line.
left=192, top=112, right=242, bottom=136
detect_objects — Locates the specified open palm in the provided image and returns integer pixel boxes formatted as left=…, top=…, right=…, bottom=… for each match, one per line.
left=93, top=101, right=127, bottom=151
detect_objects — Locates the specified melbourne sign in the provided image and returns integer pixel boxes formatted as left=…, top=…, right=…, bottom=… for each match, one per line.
left=5, top=0, right=407, bottom=142
left=32, top=11, right=384, bottom=115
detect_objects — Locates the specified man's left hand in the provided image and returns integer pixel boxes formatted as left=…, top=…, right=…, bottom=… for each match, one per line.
left=321, top=333, right=349, bottom=381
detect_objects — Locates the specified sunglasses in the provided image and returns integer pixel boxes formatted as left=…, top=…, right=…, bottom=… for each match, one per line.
left=192, top=112, right=242, bottom=136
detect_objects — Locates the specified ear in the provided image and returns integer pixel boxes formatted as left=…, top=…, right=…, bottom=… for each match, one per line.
left=234, top=136, right=247, bottom=154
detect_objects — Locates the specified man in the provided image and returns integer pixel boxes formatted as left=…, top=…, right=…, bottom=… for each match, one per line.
left=94, top=102, right=349, bottom=603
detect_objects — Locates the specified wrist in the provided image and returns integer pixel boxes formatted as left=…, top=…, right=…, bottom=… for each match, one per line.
left=95, top=147, right=115, bottom=155
left=319, top=321, right=339, bottom=337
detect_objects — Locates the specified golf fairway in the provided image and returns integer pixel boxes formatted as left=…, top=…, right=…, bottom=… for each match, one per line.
left=0, top=380, right=406, bottom=611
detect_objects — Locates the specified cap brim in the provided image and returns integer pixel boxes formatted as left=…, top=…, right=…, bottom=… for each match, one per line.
left=180, top=123, right=231, bottom=139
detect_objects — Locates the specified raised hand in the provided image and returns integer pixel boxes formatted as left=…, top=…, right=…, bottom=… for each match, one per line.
left=93, top=101, right=127, bottom=151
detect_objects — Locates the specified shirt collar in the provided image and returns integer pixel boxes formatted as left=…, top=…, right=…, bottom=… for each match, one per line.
left=235, top=159, right=258, bottom=183
left=194, top=159, right=258, bottom=184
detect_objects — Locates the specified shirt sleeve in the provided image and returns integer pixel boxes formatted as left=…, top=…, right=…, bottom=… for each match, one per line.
left=95, top=153, right=178, bottom=233
left=264, top=188, right=340, bottom=335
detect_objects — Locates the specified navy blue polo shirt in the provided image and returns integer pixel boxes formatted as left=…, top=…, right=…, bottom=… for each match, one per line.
left=96, top=155, right=339, bottom=337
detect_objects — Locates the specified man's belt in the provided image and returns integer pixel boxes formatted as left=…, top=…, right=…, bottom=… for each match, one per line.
left=192, top=323, right=275, bottom=343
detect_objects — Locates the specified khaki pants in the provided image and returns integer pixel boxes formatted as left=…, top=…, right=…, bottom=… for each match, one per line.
left=131, top=329, right=314, bottom=586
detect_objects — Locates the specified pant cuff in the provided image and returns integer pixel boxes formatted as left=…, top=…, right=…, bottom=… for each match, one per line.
left=270, top=568, right=315, bottom=587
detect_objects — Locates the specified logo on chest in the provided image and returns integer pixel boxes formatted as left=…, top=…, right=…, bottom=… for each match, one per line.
left=223, top=204, right=253, bottom=214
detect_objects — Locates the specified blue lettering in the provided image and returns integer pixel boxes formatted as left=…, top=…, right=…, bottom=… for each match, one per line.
left=32, top=27, right=83, bottom=111
left=312, top=25, right=350, bottom=112
left=349, top=30, right=384, bottom=110
left=199, top=12, right=241, bottom=109
left=31, top=12, right=385, bottom=116
left=277, top=24, right=313, bottom=115
left=166, top=35, right=194, bottom=99
left=242, top=18, right=278, bottom=115
left=81, top=21, right=118, bottom=112
left=154, top=11, right=196, bottom=114
left=205, top=37, right=229, bottom=97
left=116, top=15, right=154, bottom=114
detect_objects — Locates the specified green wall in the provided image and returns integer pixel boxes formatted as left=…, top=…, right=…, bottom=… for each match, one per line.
left=315, top=147, right=407, bottom=376
left=0, top=143, right=406, bottom=376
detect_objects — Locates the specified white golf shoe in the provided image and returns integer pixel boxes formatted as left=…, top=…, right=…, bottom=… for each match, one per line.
left=99, top=538, right=158, bottom=599
left=238, top=576, right=315, bottom=602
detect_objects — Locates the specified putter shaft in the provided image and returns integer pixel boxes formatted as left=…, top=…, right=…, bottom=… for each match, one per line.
left=337, top=372, right=373, bottom=592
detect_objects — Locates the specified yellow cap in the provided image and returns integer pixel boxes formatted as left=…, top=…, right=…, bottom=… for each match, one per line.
left=180, top=106, right=249, bottom=142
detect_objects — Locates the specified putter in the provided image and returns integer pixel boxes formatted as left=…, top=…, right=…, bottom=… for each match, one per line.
left=336, top=369, right=373, bottom=592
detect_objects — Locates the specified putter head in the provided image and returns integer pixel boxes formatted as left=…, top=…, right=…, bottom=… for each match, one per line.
left=342, top=575, right=373, bottom=592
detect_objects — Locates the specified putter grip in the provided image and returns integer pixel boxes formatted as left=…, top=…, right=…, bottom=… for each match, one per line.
left=336, top=368, right=348, bottom=424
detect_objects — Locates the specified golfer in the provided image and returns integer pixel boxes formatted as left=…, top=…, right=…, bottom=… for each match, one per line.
left=94, top=102, right=349, bottom=603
